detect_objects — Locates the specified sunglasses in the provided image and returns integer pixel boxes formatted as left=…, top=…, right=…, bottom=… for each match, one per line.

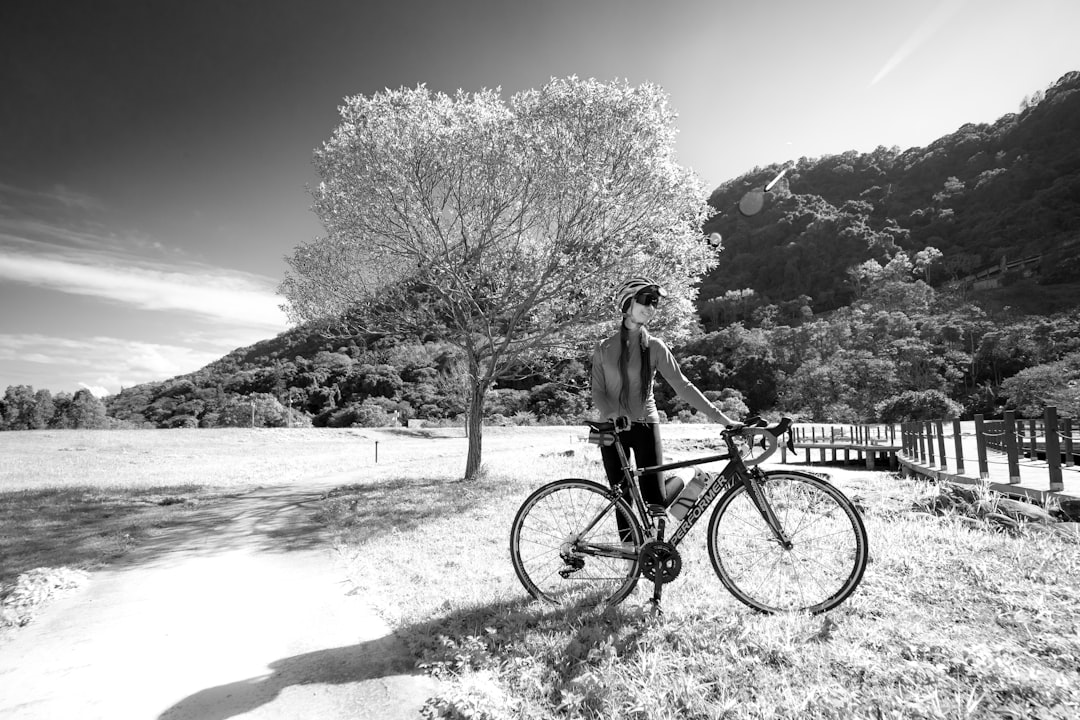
left=634, top=292, right=661, bottom=307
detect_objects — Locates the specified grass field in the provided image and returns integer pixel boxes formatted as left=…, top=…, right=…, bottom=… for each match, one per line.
left=319, top=432, right=1080, bottom=720
left=0, top=427, right=385, bottom=590
left=2, top=427, right=1078, bottom=718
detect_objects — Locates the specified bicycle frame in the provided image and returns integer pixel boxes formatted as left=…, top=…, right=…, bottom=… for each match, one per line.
left=604, top=427, right=792, bottom=555
left=512, top=417, right=865, bottom=613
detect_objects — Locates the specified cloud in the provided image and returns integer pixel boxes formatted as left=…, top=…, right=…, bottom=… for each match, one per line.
left=0, top=183, right=293, bottom=395
left=0, top=334, right=240, bottom=395
left=78, top=382, right=112, bottom=398
left=0, top=182, right=290, bottom=334
left=0, top=249, right=289, bottom=332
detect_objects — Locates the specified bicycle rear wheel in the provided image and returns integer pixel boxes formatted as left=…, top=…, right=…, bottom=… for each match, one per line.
left=707, top=470, right=868, bottom=614
left=510, top=479, right=642, bottom=605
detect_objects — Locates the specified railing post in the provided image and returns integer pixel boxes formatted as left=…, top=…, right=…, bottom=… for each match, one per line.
left=974, top=414, right=990, bottom=479
left=1046, top=407, right=1063, bottom=492
left=925, top=421, right=935, bottom=467
left=917, top=422, right=927, bottom=464
left=1004, top=410, right=1021, bottom=483
left=952, top=419, right=965, bottom=476
left=1065, top=417, right=1075, bottom=468
left=935, top=419, right=947, bottom=470
left=864, top=423, right=874, bottom=468
left=1029, top=418, right=1039, bottom=460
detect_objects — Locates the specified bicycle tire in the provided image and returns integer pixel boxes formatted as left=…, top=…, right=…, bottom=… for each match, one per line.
left=510, top=478, right=643, bottom=606
left=707, top=469, right=868, bottom=614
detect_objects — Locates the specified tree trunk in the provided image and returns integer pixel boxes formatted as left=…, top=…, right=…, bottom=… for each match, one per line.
left=464, top=378, right=488, bottom=480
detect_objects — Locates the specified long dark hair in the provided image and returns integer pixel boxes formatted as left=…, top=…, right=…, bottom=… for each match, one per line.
left=618, top=322, right=653, bottom=411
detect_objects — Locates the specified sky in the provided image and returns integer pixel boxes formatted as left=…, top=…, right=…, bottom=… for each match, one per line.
left=1, top=0, right=1078, bottom=397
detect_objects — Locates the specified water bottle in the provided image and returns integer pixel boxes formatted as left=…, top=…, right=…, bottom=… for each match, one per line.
left=669, top=466, right=710, bottom=521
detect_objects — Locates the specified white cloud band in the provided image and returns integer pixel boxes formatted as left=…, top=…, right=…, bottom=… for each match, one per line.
left=0, top=333, right=249, bottom=395
left=0, top=250, right=288, bottom=332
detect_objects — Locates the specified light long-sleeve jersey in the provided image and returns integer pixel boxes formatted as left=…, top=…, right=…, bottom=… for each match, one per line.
left=590, top=326, right=730, bottom=424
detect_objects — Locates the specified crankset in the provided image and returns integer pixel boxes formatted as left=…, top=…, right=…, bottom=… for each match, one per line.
left=638, top=540, right=682, bottom=584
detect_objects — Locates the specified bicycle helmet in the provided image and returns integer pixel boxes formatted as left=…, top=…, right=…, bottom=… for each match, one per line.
left=613, top=276, right=667, bottom=313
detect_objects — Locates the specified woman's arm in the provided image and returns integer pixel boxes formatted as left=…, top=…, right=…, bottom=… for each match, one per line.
left=590, top=343, right=620, bottom=419
left=652, top=339, right=739, bottom=425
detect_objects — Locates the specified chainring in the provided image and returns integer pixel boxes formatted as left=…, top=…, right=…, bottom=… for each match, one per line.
left=639, top=540, right=682, bottom=584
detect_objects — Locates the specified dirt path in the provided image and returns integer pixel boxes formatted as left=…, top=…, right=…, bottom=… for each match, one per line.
left=0, top=479, right=439, bottom=720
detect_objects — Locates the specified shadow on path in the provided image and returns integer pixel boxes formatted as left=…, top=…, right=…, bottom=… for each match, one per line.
left=158, top=594, right=650, bottom=720
left=158, top=633, right=425, bottom=720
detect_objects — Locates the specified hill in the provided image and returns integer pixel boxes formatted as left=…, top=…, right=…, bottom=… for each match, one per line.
left=7, top=71, right=1078, bottom=431
left=700, top=71, right=1080, bottom=323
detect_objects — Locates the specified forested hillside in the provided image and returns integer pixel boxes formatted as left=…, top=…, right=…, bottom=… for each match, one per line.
left=701, top=70, right=1080, bottom=322
left=4, top=72, right=1079, bottom=431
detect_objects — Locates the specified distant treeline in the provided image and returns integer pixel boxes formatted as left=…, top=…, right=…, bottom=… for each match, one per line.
left=4, top=267, right=1077, bottom=431
left=0, top=387, right=112, bottom=430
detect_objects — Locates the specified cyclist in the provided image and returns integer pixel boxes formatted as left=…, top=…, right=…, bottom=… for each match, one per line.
left=591, top=276, right=740, bottom=532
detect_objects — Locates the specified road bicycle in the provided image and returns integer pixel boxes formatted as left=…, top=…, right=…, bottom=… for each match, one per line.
left=509, top=418, right=869, bottom=614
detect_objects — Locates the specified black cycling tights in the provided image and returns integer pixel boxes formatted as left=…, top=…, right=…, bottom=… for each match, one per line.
left=600, top=421, right=665, bottom=542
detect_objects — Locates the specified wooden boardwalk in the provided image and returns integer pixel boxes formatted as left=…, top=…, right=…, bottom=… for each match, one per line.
left=784, top=440, right=902, bottom=470
left=782, top=424, right=902, bottom=470
left=898, top=424, right=1080, bottom=502
left=777, top=421, right=1079, bottom=502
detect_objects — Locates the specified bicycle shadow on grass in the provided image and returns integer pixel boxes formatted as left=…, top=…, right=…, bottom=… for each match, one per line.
left=157, top=593, right=650, bottom=720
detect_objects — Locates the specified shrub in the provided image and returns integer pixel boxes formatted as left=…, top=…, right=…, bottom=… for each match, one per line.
left=527, top=383, right=587, bottom=420
left=1001, top=352, right=1080, bottom=418
left=875, top=389, right=963, bottom=423
left=218, top=393, right=289, bottom=427
left=327, top=399, right=400, bottom=428
left=485, top=389, right=530, bottom=418
left=509, top=411, right=537, bottom=426
left=676, top=410, right=708, bottom=424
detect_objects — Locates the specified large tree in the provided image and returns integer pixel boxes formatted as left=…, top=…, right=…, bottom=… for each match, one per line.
left=279, top=77, right=716, bottom=479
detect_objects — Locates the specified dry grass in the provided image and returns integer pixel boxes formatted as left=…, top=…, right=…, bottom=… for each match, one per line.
left=0, top=427, right=384, bottom=588
left=4, top=426, right=1078, bottom=718
left=0, top=426, right=401, bottom=630
left=0, top=427, right=381, bottom=491
left=322, top=436, right=1080, bottom=720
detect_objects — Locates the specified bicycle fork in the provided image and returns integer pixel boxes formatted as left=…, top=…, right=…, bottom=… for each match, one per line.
left=743, top=470, right=793, bottom=549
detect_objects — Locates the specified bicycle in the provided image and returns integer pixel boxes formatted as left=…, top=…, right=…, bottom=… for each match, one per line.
left=509, top=418, right=869, bottom=614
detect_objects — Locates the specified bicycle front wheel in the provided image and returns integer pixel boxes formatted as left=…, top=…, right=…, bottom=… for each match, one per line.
left=510, top=479, right=643, bottom=606
left=707, top=470, right=868, bottom=614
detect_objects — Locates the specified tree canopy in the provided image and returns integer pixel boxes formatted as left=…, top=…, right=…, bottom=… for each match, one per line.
left=279, top=77, right=717, bottom=478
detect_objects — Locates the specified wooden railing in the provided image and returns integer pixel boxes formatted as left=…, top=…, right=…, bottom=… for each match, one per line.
left=900, top=407, right=1076, bottom=493
left=786, top=423, right=902, bottom=469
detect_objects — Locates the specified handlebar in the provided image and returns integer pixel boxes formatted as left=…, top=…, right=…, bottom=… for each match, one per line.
left=724, top=415, right=793, bottom=442
left=587, top=416, right=795, bottom=454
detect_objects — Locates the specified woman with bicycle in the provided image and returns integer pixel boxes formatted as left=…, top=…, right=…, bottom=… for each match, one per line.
left=591, top=276, right=740, bottom=519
